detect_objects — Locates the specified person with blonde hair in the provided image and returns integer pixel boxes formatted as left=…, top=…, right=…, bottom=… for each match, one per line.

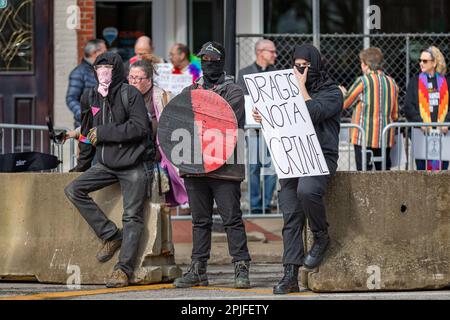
left=405, top=46, right=450, bottom=170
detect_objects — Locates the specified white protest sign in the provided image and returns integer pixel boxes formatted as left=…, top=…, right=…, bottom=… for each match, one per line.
left=154, top=63, right=173, bottom=74
left=244, top=95, right=259, bottom=126
left=390, top=133, right=407, bottom=168
left=153, top=63, right=193, bottom=95
left=243, top=69, right=329, bottom=179
left=412, top=128, right=450, bottom=161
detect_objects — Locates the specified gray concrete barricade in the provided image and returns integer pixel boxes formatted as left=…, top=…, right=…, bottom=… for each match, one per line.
left=304, top=171, right=450, bottom=292
left=0, top=173, right=181, bottom=285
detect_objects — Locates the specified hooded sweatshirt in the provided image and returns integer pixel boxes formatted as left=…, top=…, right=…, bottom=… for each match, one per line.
left=293, top=44, right=343, bottom=166
left=75, top=52, right=152, bottom=170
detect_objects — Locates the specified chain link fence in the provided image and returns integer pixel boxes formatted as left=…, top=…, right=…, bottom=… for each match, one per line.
left=236, top=33, right=450, bottom=120
left=236, top=33, right=450, bottom=174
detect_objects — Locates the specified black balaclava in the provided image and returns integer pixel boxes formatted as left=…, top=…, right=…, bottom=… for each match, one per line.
left=293, top=44, right=332, bottom=92
left=198, top=41, right=226, bottom=88
left=202, top=59, right=226, bottom=86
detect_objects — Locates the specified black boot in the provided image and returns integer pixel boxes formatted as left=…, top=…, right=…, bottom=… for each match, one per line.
left=303, top=230, right=330, bottom=269
left=174, top=260, right=208, bottom=288
left=273, top=264, right=300, bottom=294
left=234, top=260, right=250, bottom=289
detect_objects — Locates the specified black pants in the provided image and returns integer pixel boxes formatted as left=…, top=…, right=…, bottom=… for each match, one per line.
left=65, top=162, right=150, bottom=278
left=184, top=177, right=251, bottom=263
left=278, top=160, right=337, bottom=266
left=354, top=145, right=391, bottom=171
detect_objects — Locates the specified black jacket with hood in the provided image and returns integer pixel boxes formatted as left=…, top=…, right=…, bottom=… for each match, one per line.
left=75, top=52, right=152, bottom=171
left=294, top=44, right=343, bottom=168
left=180, top=74, right=246, bottom=182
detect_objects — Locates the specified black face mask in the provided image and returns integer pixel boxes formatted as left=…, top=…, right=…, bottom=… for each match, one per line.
left=295, top=64, right=321, bottom=89
left=201, top=60, right=225, bottom=85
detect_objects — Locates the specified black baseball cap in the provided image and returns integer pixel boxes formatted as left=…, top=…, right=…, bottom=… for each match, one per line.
left=197, top=41, right=225, bottom=60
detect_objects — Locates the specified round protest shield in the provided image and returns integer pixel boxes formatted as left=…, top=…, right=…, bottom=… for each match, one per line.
left=158, top=89, right=238, bottom=174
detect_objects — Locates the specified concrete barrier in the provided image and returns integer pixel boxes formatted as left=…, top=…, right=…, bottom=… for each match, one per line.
left=303, top=171, right=450, bottom=292
left=0, top=173, right=181, bottom=285
left=2, top=171, right=450, bottom=292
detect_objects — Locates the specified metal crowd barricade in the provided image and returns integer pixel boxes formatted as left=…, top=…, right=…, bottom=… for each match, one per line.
left=0, top=123, right=75, bottom=172
left=339, top=123, right=367, bottom=172
left=244, top=123, right=281, bottom=218
left=381, top=122, right=450, bottom=170
left=237, top=33, right=450, bottom=121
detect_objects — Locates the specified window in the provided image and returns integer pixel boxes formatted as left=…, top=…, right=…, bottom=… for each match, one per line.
left=371, top=0, right=450, bottom=33
left=264, top=0, right=362, bottom=34
left=96, top=1, right=152, bottom=62
left=0, top=0, right=33, bottom=72
left=188, top=0, right=224, bottom=54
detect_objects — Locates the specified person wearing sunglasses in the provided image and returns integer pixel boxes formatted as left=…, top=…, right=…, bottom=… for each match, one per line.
left=405, top=46, right=450, bottom=170
left=253, top=44, right=343, bottom=294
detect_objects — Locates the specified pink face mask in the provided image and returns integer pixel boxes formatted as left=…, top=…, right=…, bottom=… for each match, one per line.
left=96, top=66, right=113, bottom=97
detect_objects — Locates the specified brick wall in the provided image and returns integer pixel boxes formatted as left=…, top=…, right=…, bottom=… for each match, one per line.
left=54, top=0, right=79, bottom=170
left=77, top=0, right=96, bottom=61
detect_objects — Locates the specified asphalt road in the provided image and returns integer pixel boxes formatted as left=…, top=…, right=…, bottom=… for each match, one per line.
left=1, top=264, right=450, bottom=301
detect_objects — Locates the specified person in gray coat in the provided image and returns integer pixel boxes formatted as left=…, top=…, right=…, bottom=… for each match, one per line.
left=236, top=39, right=278, bottom=214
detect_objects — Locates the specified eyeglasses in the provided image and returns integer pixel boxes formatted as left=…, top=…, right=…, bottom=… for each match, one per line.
left=419, top=59, right=433, bottom=64
left=127, top=75, right=149, bottom=83
left=261, top=49, right=277, bottom=54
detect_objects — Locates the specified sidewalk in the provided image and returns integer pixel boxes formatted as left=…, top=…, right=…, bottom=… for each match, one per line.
left=172, top=218, right=284, bottom=265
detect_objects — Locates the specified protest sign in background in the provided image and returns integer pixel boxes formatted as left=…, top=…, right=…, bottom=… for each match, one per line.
left=244, top=69, right=329, bottom=179
left=412, top=128, right=450, bottom=161
left=154, top=63, right=193, bottom=95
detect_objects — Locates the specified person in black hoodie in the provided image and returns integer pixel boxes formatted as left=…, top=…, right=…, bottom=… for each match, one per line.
left=253, top=44, right=343, bottom=294
left=64, top=52, right=154, bottom=288
left=173, top=41, right=252, bottom=290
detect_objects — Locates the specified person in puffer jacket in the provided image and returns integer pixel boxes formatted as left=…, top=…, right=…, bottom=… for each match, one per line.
left=66, top=39, right=107, bottom=128
left=64, top=52, right=154, bottom=289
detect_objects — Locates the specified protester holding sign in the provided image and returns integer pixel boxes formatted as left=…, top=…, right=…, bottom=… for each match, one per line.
left=173, top=41, right=252, bottom=290
left=405, top=45, right=450, bottom=170
left=252, top=44, right=343, bottom=294
left=169, top=43, right=202, bottom=83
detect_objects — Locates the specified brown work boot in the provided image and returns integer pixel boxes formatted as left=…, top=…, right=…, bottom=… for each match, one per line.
left=96, top=236, right=122, bottom=263
left=105, top=269, right=129, bottom=288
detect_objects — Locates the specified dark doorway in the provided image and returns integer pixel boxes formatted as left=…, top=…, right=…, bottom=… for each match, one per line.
left=188, top=0, right=224, bottom=54
left=0, top=0, right=53, bottom=152
left=96, top=1, right=152, bottom=63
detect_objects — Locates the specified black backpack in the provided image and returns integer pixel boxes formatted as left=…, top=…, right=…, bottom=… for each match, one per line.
left=120, top=84, right=156, bottom=163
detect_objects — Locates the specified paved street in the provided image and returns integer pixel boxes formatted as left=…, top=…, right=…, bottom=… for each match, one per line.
left=1, top=264, right=450, bottom=300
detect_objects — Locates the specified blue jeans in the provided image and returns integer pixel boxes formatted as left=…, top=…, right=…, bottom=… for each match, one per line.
left=247, top=131, right=277, bottom=213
